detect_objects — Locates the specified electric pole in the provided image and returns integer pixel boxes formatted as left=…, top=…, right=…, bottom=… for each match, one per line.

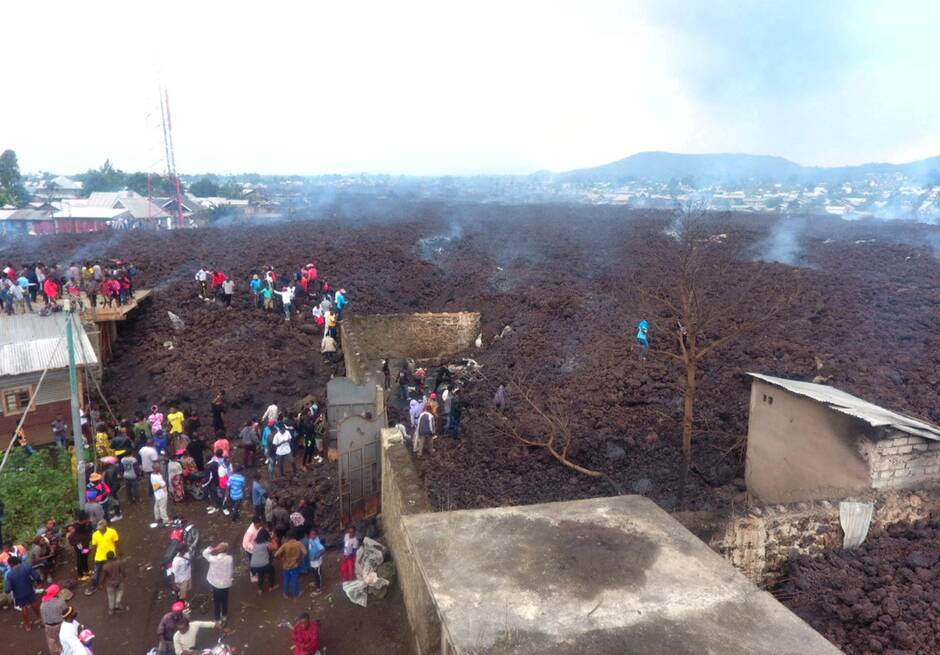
left=66, top=302, right=86, bottom=509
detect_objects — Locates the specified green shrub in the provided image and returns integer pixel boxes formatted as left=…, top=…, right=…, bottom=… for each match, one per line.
left=0, top=449, right=76, bottom=544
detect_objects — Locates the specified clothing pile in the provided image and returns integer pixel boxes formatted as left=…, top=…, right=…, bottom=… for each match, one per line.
left=342, top=537, right=390, bottom=608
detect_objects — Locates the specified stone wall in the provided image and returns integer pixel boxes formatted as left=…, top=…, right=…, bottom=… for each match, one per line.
left=344, top=313, right=480, bottom=381
left=380, top=428, right=440, bottom=655
left=676, top=490, right=940, bottom=586
left=868, top=432, right=940, bottom=489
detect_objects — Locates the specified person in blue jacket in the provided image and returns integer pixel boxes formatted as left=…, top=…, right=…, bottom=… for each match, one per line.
left=334, top=288, right=348, bottom=321
left=636, top=320, right=650, bottom=359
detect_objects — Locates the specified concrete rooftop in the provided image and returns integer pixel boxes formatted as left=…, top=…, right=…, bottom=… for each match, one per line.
left=402, top=495, right=841, bottom=655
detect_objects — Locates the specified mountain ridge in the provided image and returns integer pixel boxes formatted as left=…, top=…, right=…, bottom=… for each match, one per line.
left=539, top=151, right=940, bottom=185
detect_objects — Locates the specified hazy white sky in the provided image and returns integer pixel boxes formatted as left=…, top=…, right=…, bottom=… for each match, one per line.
left=2, top=1, right=938, bottom=175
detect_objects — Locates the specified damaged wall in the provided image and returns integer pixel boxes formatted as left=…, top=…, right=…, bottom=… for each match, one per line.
left=676, top=491, right=940, bottom=586
left=868, top=433, right=940, bottom=489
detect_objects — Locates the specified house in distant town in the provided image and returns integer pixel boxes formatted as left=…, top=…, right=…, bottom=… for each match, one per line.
left=155, top=193, right=207, bottom=223
left=26, top=176, right=84, bottom=200
left=54, top=191, right=171, bottom=229
left=47, top=204, right=133, bottom=233
left=0, top=313, right=98, bottom=443
left=0, top=208, right=56, bottom=236
left=746, top=373, right=940, bottom=503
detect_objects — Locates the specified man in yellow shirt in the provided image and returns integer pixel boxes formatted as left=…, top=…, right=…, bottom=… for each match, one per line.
left=167, top=407, right=186, bottom=435
left=86, top=520, right=119, bottom=595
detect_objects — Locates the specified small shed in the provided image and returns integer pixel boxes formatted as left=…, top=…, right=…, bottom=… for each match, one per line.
left=746, top=373, right=940, bottom=503
left=0, top=313, right=97, bottom=442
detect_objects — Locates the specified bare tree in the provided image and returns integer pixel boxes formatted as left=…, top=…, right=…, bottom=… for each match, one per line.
left=489, top=377, right=602, bottom=478
left=635, top=202, right=793, bottom=507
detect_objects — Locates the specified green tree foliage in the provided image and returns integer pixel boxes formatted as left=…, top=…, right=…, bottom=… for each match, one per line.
left=0, top=449, right=76, bottom=543
left=126, top=172, right=177, bottom=197
left=0, top=149, right=29, bottom=206
left=190, top=176, right=220, bottom=198
left=79, top=159, right=126, bottom=194
left=78, top=161, right=181, bottom=197
left=218, top=182, right=243, bottom=199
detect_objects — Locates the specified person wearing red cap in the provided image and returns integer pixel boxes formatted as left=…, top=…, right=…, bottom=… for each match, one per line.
left=156, top=602, right=189, bottom=654
left=41, top=584, right=67, bottom=654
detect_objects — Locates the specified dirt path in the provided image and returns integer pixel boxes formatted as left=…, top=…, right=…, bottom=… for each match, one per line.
left=0, top=470, right=414, bottom=655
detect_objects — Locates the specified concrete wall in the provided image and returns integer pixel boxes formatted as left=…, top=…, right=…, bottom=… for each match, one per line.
left=745, top=379, right=874, bottom=503
left=676, top=491, right=940, bottom=586
left=380, top=428, right=440, bottom=655
left=868, top=433, right=940, bottom=489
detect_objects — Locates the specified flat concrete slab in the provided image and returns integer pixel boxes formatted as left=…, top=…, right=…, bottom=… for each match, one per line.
left=402, top=495, right=841, bottom=655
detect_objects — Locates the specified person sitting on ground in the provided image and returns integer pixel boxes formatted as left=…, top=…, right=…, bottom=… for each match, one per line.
left=292, top=612, right=322, bottom=655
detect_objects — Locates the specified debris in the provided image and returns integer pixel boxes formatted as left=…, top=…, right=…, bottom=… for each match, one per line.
left=167, top=311, right=186, bottom=332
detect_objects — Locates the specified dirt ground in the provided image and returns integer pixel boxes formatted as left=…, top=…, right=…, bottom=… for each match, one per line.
left=3, top=201, right=940, bottom=653
left=0, top=465, right=414, bottom=655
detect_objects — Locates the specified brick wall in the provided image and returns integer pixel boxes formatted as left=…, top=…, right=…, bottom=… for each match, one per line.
left=868, top=433, right=940, bottom=489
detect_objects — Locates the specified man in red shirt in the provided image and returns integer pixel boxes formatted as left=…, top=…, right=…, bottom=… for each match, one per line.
left=292, top=613, right=321, bottom=655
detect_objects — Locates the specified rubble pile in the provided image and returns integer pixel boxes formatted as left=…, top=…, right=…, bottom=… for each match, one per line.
left=782, top=522, right=940, bottom=654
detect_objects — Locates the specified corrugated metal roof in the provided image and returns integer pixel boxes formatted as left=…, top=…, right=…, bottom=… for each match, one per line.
left=86, top=191, right=170, bottom=219
left=0, top=312, right=97, bottom=377
left=749, top=373, right=940, bottom=441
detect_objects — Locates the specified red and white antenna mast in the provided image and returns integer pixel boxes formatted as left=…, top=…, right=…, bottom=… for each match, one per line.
left=159, top=84, right=185, bottom=228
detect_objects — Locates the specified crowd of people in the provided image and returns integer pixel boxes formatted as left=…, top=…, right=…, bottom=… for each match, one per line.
left=0, top=259, right=140, bottom=316
left=193, top=262, right=349, bottom=328
left=2, top=392, right=337, bottom=655
left=0, top=252, right=486, bottom=655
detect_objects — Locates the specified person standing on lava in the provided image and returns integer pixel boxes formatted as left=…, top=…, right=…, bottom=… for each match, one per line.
left=195, top=267, right=209, bottom=300
left=211, top=392, right=226, bottom=433
left=636, top=319, right=650, bottom=360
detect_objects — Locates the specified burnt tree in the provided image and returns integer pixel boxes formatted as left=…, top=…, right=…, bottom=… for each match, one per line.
left=489, top=377, right=602, bottom=479
left=636, top=203, right=792, bottom=508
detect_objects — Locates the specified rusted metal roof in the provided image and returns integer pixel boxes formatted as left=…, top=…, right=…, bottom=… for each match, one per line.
left=0, top=312, right=97, bottom=377
left=749, top=373, right=940, bottom=441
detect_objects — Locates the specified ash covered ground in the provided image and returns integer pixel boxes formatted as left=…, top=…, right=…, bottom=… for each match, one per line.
left=4, top=201, right=940, bottom=652
left=5, top=202, right=940, bottom=513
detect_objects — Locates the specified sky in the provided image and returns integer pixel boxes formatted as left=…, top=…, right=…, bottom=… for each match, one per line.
left=2, top=0, right=939, bottom=176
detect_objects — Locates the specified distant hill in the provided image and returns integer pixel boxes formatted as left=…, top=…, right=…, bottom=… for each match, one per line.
left=539, top=151, right=940, bottom=186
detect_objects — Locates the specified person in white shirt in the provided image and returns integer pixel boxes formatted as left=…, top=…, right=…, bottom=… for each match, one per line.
left=194, top=268, right=209, bottom=300
left=151, top=464, right=169, bottom=526
left=261, top=404, right=279, bottom=425
left=272, top=425, right=296, bottom=478
left=139, top=440, right=160, bottom=498
left=275, top=287, right=294, bottom=321
left=58, top=607, right=91, bottom=655
left=221, top=278, right=235, bottom=309
left=203, top=543, right=234, bottom=622
left=171, top=545, right=192, bottom=600
left=173, top=619, right=219, bottom=655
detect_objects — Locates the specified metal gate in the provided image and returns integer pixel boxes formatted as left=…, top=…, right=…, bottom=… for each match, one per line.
left=337, top=414, right=384, bottom=526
